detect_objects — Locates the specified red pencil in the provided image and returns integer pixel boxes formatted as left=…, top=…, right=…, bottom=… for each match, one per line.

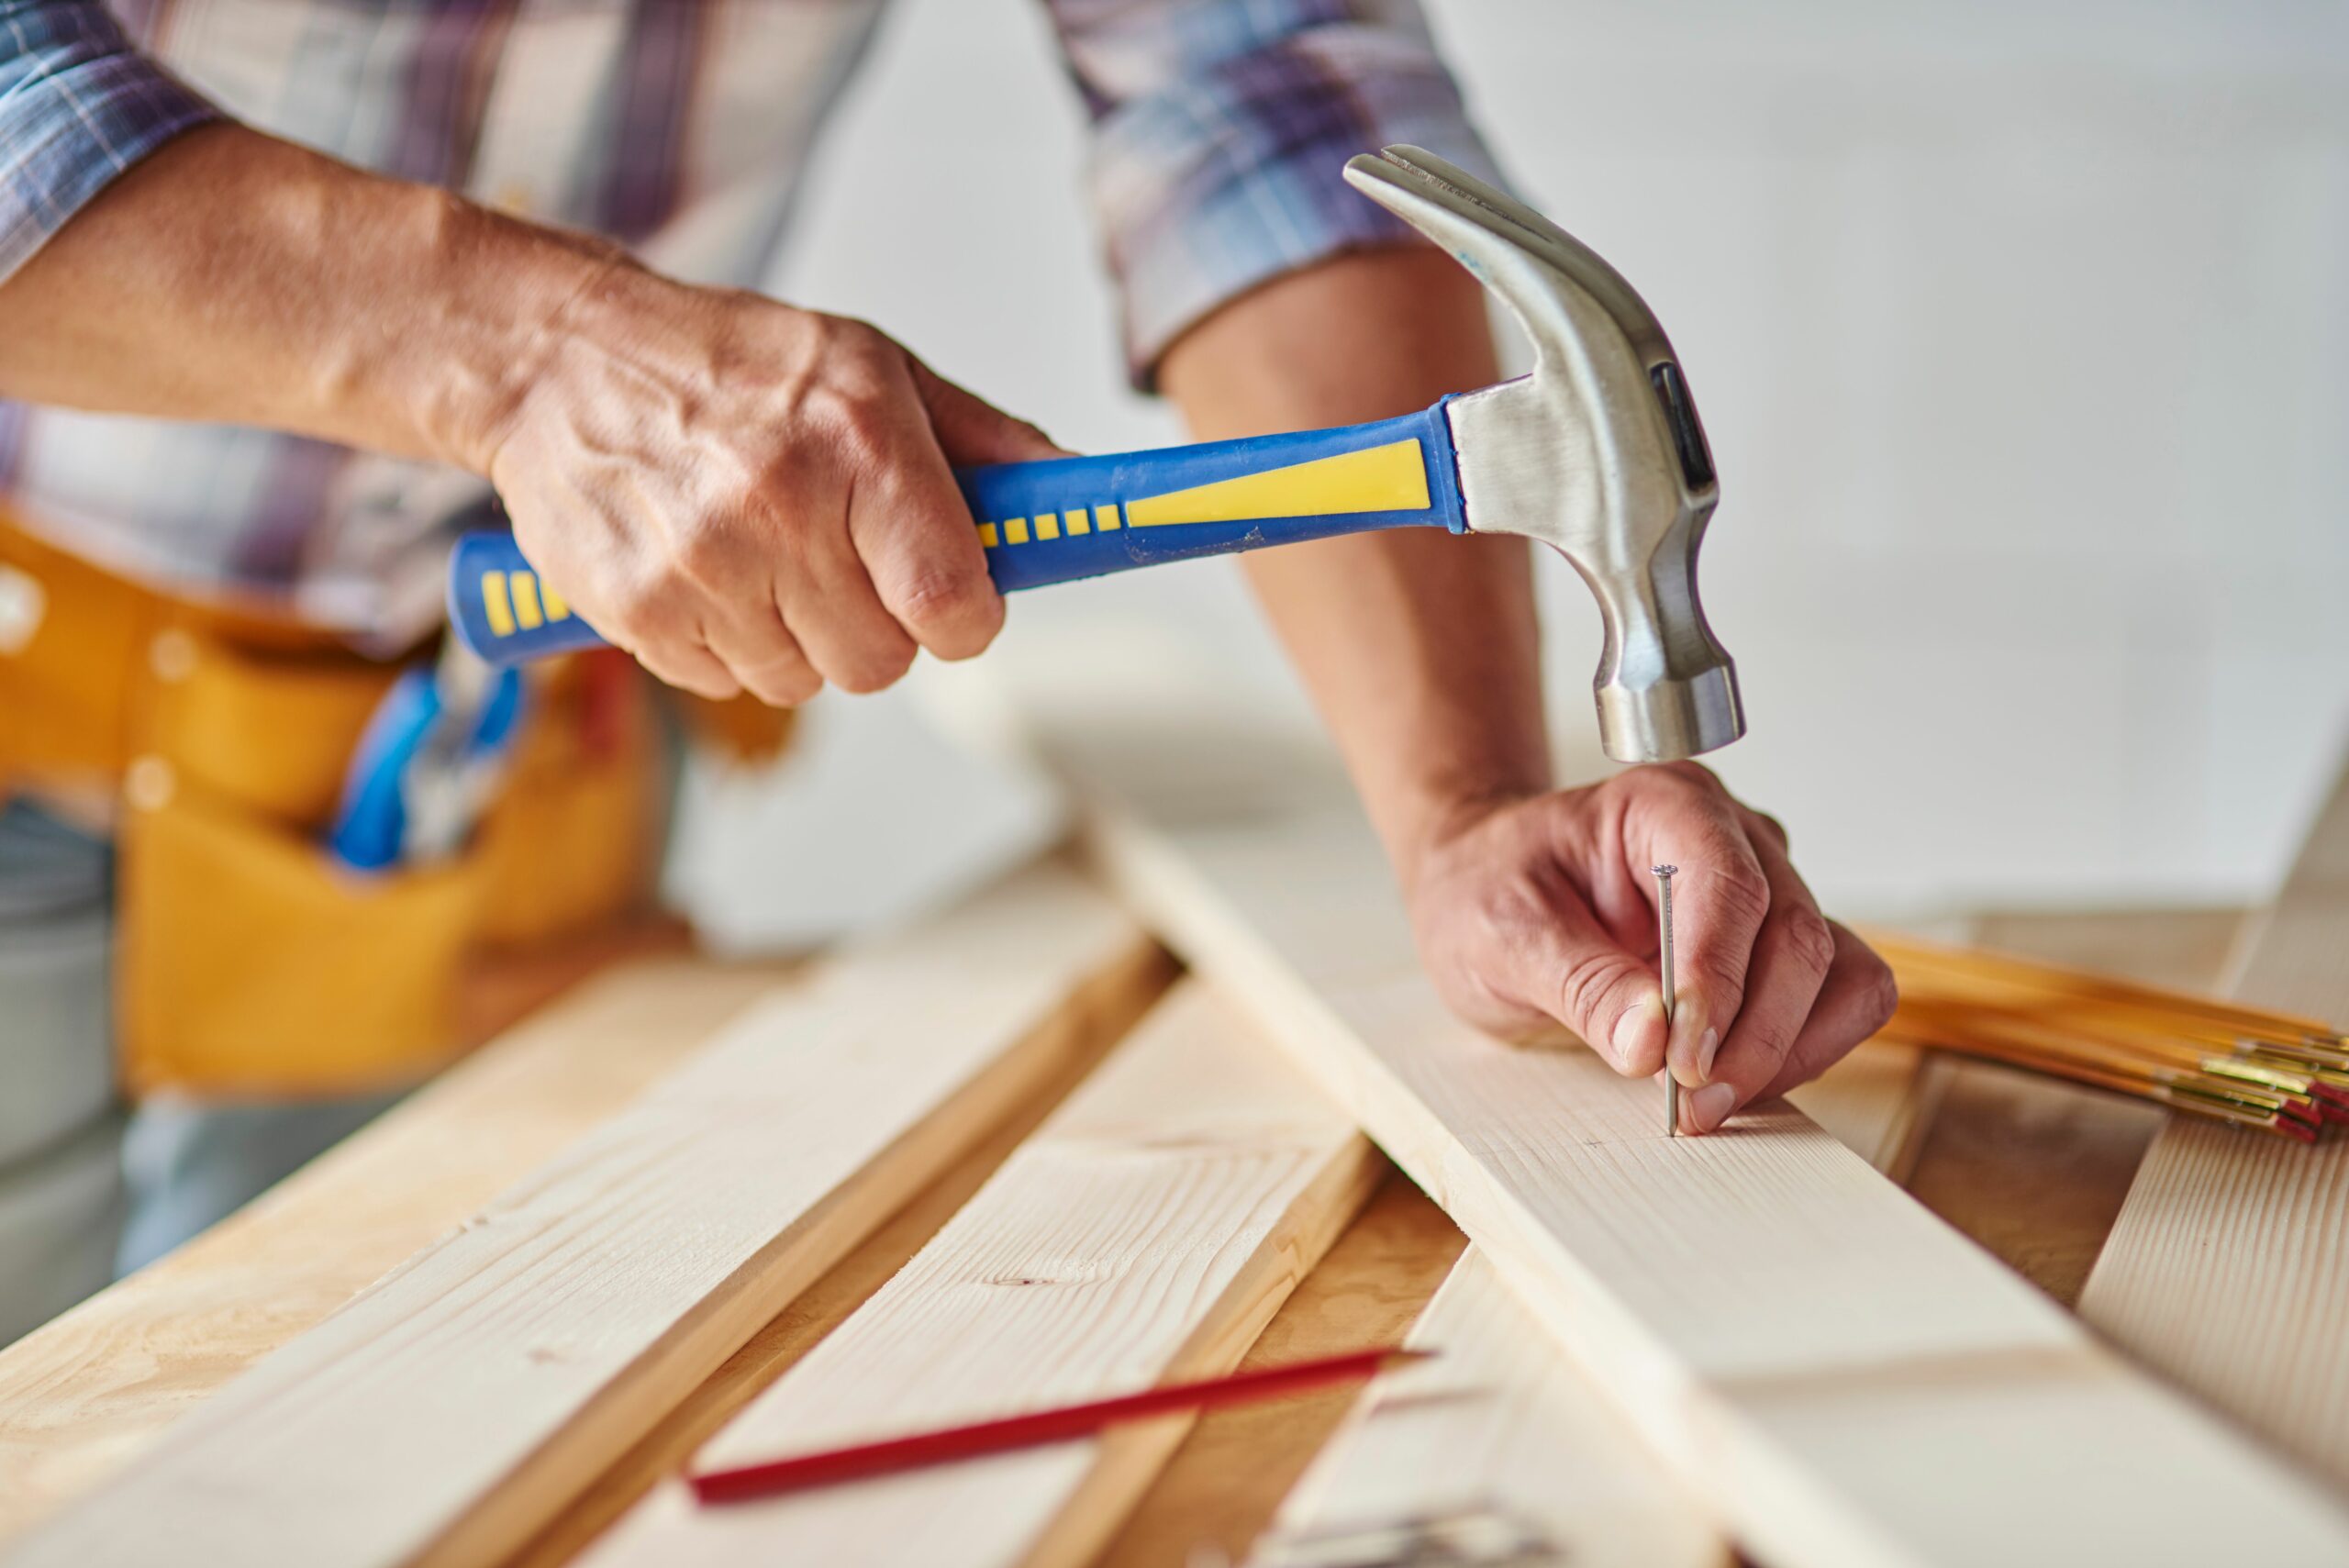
left=689, top=1345, right=1431, bottom=1507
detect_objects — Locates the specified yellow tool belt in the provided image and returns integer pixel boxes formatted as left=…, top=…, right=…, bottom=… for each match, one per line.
left=0, top=516, right=669, bottom=1098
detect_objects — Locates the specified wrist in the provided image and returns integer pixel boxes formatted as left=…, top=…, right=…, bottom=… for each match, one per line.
left=395, top=189, right=629, bottom=474
left=1383, top=767, right=1552, bottom=897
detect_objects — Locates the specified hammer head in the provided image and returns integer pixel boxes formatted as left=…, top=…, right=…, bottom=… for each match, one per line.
left=1344, top=147, right=1743, bottom=764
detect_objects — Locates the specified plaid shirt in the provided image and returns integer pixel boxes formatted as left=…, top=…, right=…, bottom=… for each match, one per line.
left=0, top=0, right=1497, bottom=644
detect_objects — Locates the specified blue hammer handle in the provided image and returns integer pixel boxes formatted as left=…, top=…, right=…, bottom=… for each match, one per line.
left=449, top=402, right=1467, bottom=665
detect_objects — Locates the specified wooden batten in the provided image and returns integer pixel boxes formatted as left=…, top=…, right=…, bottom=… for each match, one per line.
left=1257, top=1245, right=1725, bottom=1568
left=2081, top=760, right=2349, bottom=1489
left=580, top=979, right=1380, bottom=1568
left=0, top=863, right=1166, bottom=1568
left=1036, top=708, right=2349, bottom=1568
left=0, top=955, right=782, bottom=1544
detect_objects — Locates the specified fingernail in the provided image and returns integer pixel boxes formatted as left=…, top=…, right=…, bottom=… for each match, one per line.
left=1667, top=1002, right=1710, bottom=1085
left=1689, top=1083, right=1738, bottom=1134
left=1697, top=1028, right=1721, bottom=1082
left=1610, top=994, right=1666, bottom=1073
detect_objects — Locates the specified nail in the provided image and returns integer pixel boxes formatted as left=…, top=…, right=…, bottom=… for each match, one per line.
left=1697, top=1027, right=1721, bottom=1083
left=1611, top=993, right=1666, bottom=1073
left=1667, top=1000, right=1709, bottom=1086
left=1688, top=1083, right=1738, bottom=1135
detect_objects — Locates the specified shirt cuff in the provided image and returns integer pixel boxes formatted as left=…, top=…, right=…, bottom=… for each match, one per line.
left=1087, top=24, right=1508, bottom=392
left=0, top=3, right=220, bottom=284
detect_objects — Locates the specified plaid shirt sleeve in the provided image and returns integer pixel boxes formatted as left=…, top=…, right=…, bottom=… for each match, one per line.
left=1049, top=0, right=1505, bottom=390
left=0, top=0, right=219, bottom=284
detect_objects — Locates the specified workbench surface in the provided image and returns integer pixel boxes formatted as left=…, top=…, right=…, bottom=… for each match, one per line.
left=0, top=907, right=2243, bottom=1566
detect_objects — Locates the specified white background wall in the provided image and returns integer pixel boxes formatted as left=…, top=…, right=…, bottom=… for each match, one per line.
left=760, top=0, right=2349, bottom=916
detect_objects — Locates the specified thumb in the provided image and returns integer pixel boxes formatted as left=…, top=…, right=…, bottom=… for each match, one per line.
left=908, top=359, right=1069, bottom=465
left=1479, top=895, right=1668, bottom=1078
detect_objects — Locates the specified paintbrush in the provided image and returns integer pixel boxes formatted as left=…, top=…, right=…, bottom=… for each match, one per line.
left=689, top=1346, right=1431, bottom=1506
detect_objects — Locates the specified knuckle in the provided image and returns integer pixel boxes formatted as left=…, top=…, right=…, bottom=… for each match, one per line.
left=746, top=672, right=820, bottom=708
left=1709, top=860, right=1773, bottom=929
left=829, top=638, right=917, bottom=695
left=607, top=575, right=684, bottom=644
left=891, top=567, right=1001, bottom=645
left=1552, top=947, right=1630, bottom=1038
left=673, top=522, right=735, bottom=584
left=1854, top=949, right=1900, bottom=1034
left=1658, top=760, right=1723, bottom=794
left=1779, top=906, right=1840, bottom=976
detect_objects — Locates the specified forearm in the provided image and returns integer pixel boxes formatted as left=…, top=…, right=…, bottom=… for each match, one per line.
left=1159, top=247, right=1549, bottom=882
left=0, top=122, right=609, bottom=473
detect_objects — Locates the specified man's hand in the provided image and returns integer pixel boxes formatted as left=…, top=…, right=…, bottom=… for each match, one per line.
left=487, top=266, right=1061, bottom=704
left=1403, top=765, right=1897, bottom=1134
left=0, top=125, right=1059, bottom=703
left=1160, top=249, right=1892, bottom=1135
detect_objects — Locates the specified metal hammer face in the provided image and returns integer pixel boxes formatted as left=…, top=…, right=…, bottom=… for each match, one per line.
left=1344, top=147, right=1744, bottom=764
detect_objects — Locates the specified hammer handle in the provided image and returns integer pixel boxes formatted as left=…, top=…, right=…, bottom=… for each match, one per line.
left=448, top=402, right=1466, bottom=665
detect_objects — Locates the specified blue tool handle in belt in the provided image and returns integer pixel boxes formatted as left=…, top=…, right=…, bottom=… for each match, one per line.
left=449, top=400, right=1468, bottom=666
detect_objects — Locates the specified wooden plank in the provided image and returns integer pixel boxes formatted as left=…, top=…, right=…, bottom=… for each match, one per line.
left=1094, top=1041, right=1942, bottom=1568
left=1867, top=908, right=2235, bottom=1310
left=1040, top=712, right=2349, bottom=1568
left=495, top=950, right=1154, bottom=1568
left=2082, top=762, right=2349, bottom=1488
left=0, top=862, right=1165, bottom=1568
left=1241, top=1041, right=1940, bottom=1568
left=1088, top=1171, right=1466, bottom=1568
left=1257, top=1246, right=1724, bottom=1568
left=580, top=979, right=1379, bottom=1568
left=0, top=947, right=776, bottom=1545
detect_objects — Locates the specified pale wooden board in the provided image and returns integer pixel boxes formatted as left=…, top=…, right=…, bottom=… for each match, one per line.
left=582, top=979, right=1380, bottom=1568
left=1038, top=711, right=2349, bottom=1568
left=1245, top=1045, right=1933, bottom=1568
left=1086, top=1172, right=1468, bottom=1568
left=0, top=950, right=778, bottom=1545
left=0, top=863, right=1162, bottom=1568
left=2081, top=760, right=2349, bottom=1490
left=1256, top=1245, right=1724, bottom=1568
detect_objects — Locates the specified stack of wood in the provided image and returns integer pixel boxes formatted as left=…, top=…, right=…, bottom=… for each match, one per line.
left=5, top=703, right=2348, bottom=1568
left=1870, top=932, right=2349, bottom=1142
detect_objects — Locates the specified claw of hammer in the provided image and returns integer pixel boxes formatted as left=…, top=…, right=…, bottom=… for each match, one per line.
left=1344, top=146, right=1744, bottom=763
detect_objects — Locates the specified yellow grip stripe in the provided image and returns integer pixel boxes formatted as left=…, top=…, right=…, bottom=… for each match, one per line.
left=1125, top=439, right=1428, bottom=529
left=480, top=573, right=517, bottom=638
left=541, top=582, right=571, bottom=621
left=511, top=572, right=544, bottom=630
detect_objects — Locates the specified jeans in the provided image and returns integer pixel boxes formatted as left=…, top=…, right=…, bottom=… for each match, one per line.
left=0, top=799, right=395, bottom=1346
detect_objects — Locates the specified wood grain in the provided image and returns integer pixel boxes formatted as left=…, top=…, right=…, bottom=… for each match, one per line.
left=2081, top=761, right=2349, bottom=1489
left=1259, top=1246, right=1724, bottom=1568
left=495, top=951, right=1157, bottom=1568
left=1090, top=1171, right=1466, bottom=1568
left=1096, top=1026, right=1956, bottom=1568
left=0, top=950, right=779, bottom=1544
left=1040, top=710, right=2349, bottom=1567
left=581, top=980, right=1379, bottom=1568
left=0, top=863, right=1163, bottom=1568
left=1243, top=1044, right=1939, bottom=1568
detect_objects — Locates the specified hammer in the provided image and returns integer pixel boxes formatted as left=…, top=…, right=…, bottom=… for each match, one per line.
left=448, top=146, right=1742, bottom=763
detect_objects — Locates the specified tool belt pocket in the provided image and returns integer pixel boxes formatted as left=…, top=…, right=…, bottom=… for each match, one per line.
left=112, top=632, right=659, bottom=1098
left=117, top=767, right=486, bottom=1096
